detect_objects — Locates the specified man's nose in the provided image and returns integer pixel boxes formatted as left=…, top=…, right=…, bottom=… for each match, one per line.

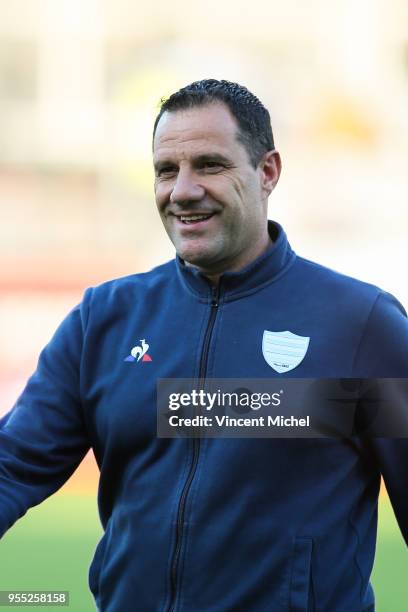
left=170, top=168, right=205, bottom=204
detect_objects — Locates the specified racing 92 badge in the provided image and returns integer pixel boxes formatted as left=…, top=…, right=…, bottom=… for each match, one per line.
left=262, top=330, right=309, bottom=373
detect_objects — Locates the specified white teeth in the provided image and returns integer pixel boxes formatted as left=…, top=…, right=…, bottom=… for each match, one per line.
left=179, top=214, right=212, bottom=222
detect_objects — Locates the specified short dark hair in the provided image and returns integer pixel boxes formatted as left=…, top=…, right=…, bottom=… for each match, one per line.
left=153, top=79, right=275, bottom=168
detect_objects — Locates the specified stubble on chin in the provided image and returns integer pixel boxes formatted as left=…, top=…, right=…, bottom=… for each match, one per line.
left=175, top=235, right=224, bottom=267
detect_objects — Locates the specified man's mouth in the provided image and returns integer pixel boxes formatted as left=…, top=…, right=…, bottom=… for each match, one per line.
left=176, top=213, right=215, bottom=225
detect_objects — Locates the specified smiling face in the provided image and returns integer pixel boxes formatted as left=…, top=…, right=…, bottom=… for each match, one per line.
left=153, top=102, right=281, bottom=280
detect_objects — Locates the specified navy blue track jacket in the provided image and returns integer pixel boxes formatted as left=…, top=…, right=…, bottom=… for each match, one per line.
left=1, top=221, right=408, bottom=611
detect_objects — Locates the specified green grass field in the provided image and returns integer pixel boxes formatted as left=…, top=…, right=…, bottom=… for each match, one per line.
left=0, top=494, right=406, bottom=610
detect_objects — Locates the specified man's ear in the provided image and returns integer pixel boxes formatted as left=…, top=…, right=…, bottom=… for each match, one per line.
left=260, top=150, right=282, bottom=196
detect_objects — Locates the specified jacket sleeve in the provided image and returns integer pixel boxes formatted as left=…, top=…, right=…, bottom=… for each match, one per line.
left=0, top=293, right=91, bottom=538
left=353, top=290, right=408, bottom=545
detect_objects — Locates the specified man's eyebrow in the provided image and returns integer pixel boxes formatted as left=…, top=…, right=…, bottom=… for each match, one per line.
left=153, top=153, right=232, bottom=172
left=193, top=153, right=232, bottom=165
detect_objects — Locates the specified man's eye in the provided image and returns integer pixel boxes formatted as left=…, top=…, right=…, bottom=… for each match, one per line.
left=202, top=161, right=223, bottom=171
left=158, top=167, right=177, bottom=177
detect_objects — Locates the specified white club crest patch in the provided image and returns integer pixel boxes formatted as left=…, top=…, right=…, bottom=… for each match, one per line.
left=262, top=330, right=310, bottom=373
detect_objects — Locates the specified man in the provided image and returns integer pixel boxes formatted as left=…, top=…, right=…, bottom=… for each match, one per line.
left=1, top=79, right=407, bottom=611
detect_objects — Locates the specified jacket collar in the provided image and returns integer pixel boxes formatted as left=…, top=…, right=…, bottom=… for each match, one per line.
left=175, top=220, right=296, bottom=302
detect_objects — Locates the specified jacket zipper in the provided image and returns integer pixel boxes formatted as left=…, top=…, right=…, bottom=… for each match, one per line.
left=167, top=285, right=220, bottom=612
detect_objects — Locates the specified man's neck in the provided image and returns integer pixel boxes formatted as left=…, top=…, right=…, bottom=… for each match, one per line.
left=189, top=233, right=274, bottom=286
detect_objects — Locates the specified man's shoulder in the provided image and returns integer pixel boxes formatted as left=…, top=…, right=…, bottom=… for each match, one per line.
left=85, top=259, right=177, bottom=301
left=294, top=255, right=384, bottom=299
left=291, top=255, right=408, bottom=330
left=75, top=260, right=178, bottom=321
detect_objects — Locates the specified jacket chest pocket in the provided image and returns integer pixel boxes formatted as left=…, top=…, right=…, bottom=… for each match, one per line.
left=289, top=537, right=314, bottom=611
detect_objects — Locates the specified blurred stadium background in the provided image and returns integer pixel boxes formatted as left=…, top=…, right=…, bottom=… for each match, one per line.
left=0, top=1, right=407, bottom=609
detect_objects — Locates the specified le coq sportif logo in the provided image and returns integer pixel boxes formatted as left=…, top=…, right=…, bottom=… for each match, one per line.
left=124, top=339, right=153, bottom=363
